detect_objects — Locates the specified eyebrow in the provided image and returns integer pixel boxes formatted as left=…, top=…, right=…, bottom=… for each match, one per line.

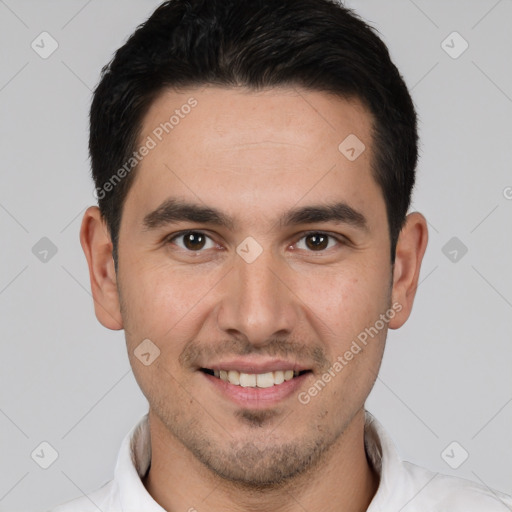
left=142, top=198, right=368, bottom=232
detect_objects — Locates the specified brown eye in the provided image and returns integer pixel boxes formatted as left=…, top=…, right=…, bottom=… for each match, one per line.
left=168, top=231, right=215, bottom=251
left=183, top=232, right=206, bottom=250
left=295, top=232, right=341, bottom=252
left=305, top=233, right=329, bottom=251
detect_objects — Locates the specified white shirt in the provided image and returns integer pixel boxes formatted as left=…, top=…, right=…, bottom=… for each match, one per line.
left=49, top=410, right=512, bottom=511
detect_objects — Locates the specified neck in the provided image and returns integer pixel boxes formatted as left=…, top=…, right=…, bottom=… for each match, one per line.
left=142, top=408, right=379, bottom=512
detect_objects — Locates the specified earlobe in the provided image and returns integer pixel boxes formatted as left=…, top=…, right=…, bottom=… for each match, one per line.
left=388, top=212, right=428, bottom=329
left=80, top=206, right=123, bottom=330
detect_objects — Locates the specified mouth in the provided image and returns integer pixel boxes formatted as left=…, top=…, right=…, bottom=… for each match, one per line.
left=200, top=368, right=312, bottom=388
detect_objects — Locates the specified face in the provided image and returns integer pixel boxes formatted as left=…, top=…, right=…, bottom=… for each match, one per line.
left=82, top=86, right=427, bottom=487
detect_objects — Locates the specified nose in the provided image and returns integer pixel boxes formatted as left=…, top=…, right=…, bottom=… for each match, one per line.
left=216, top=244, right=299, bottom=347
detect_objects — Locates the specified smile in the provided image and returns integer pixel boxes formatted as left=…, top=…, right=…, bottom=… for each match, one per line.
left=200, top=368, right=311, bottom=388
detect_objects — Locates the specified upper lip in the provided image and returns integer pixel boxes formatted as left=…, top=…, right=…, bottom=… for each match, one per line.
left=199, top=358, right=311, bottom=374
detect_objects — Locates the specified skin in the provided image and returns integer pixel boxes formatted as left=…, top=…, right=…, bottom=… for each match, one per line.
left=81, top=86, right=428, bottom=512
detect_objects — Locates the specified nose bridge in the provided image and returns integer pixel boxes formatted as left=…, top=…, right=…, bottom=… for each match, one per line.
left=239, top=246, right=279, bottom=307
left=217, top=241, right=297, bottom=344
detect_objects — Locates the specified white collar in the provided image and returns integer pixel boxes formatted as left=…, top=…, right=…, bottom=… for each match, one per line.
left=53, top=409, right=512, bottom=510
left=113, top=409, right=404, bottom=511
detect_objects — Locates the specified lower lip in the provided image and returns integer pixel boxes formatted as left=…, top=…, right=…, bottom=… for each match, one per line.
left=201, top=371, right=311, bottom=409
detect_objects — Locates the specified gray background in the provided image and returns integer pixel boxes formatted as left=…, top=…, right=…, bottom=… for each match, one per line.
left=0, top=0, right=511, bottom=510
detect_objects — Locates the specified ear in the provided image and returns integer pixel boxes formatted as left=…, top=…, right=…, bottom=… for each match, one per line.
left=80, top=206, right=123, bottom=330
left=388, top=212, right=428, bottom=329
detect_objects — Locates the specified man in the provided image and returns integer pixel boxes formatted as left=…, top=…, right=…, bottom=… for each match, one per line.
left=50, top=0, right=512, bottom=510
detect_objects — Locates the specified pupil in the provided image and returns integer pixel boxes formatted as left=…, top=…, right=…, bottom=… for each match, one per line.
left=185, top=232, right=205, bottom=250
left=306, top=233, right=328, bottom=250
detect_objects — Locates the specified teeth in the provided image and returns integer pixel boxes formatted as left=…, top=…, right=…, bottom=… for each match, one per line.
left=274, top=370, right=285, bottom=385
left=227, top=370, right=240, bottom=385
left=256, top=372, right=274, bottom=388
left=210, top=369, right=304, bottom=388
left=239, top=373, right=256, bottom=387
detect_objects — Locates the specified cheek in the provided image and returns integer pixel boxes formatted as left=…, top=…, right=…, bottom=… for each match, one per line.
left=304, top=265, right=390, bottom=338
left=120, top=264, right=207, bottom=396
left=119, top=258, right=220, bottom=343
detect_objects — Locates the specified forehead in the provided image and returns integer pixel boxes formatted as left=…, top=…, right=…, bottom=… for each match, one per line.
left=142, top=85, right=372, bottom=153
left=124, top=86, right=382, bottom=229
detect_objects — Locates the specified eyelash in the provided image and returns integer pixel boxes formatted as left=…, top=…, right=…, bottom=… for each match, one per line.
left=164, top=230, right=347, bottom=254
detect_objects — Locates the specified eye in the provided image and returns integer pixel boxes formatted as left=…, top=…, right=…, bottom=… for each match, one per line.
left=166, top=231, right=216, bottom=252
left=295, top=231, right=343, bottom=252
